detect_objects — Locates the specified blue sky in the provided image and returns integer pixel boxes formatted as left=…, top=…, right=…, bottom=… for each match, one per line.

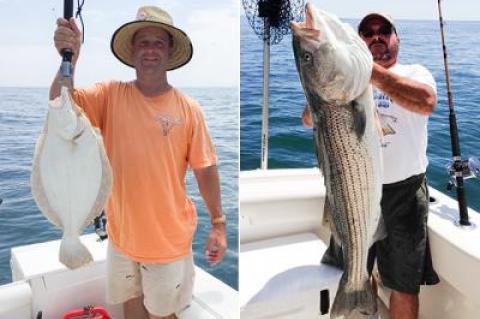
left=0, top=0, right=477, bottom=87
left=308, top=0, right=480, bottom=20
left=0, top=0, right=238, bottom=88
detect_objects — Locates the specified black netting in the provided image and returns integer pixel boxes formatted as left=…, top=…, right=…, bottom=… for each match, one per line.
left=242, top=0, right=304, bottom=45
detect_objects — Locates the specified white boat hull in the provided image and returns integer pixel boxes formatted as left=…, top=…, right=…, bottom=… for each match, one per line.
left=0, top=234, right=238, bottom=319
left=240, top=168, right=480, bottom=319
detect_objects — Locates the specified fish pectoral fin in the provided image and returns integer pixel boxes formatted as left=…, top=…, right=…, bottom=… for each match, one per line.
left=321, top=236, right=344, bottom=269
left=322, top=199, right=341, bottom=245
left=351, top=99, right=367, bottom=139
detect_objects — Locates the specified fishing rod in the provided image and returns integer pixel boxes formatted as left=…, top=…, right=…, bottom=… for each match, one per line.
left=242, top=0, right=304, bottom=169
left=437, top=0, right=472, bottom=226
left=60, top=0, right=85, bottom=85
left=60, top=0, right=74, bottom=82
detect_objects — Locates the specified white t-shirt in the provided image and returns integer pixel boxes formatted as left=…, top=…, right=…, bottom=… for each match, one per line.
left=373, top=63, right=437, bottom=184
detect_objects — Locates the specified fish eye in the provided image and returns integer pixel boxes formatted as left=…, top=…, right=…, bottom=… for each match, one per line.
left=303, top=52, right=312, bottom=62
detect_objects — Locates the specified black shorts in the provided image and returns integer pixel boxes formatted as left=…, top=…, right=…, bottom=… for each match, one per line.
left=321, top=173, right=440, bottom=294
left=369, top=173, right=440, bottom=294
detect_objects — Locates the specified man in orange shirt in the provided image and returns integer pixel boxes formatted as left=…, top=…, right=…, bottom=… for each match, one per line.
left=50, top=6, right=227, bottom=319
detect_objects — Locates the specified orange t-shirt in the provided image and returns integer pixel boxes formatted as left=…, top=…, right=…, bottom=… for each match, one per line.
left=71, top=81, right=217, bottom=263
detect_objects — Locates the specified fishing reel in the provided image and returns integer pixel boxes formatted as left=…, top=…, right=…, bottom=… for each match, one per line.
left=446, top=156, right=480, bottom=190
left=94, top=211, right=108, bottom=241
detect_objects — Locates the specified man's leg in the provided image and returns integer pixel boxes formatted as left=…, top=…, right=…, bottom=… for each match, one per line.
left=142, top=254, right=195, bottom=319
left=123, top=295, right=149, bottom=319
left=149, top=313, right=178, bottom=319
left=123, top=295, right=178, bottom=319
left=389, top=290, right=418, bottom=319
left=107, top=242, right=145, bottom=318
left=376, top=175, right=437, bottom=319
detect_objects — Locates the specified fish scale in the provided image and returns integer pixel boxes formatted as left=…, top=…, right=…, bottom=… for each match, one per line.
left=318, top=105, right=372, bottom=287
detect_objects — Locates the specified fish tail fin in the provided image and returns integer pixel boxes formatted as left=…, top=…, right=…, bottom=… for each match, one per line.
left=331, top=274, right=377, bottom=317
left=59, top=236, right=93, bottom=269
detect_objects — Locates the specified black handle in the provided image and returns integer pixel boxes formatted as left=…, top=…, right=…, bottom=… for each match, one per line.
left=62, top=0, right=74, bottom=63
left=64, top=0, right=74, bottom=19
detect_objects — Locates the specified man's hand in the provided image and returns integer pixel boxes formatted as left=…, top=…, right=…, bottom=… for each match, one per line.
left=54, top=17, right=82, bottom=64
left=205, top=224, right=227, bottom=266
left=193, top=165, right=227, bottom=266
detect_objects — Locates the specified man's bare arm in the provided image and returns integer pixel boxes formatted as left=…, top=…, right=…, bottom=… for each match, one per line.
left=371, top=63, right=436, bottom=115
left=193, top=165, right=227, bottom=266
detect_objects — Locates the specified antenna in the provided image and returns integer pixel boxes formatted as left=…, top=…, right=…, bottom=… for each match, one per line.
left=242, top=0, right=305, bottom=169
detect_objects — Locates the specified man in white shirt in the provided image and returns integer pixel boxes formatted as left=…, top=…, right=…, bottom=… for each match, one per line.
left=302, top=13, right=440, bottom=319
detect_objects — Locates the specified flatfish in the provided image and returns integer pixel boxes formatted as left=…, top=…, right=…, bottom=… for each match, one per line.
left=31, top=86, right=112, bottom=269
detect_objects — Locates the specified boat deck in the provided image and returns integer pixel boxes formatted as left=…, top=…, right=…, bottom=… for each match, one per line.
left=241, top=231, right=390, bottom=318
left=1, top=234, right=238, bottom=319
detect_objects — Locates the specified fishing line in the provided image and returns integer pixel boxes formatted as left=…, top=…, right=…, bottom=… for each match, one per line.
left=75, top=0, right=85, bottom=44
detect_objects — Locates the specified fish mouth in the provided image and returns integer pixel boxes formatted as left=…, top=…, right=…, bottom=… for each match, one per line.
left=290, top=3, right=318, bottom=35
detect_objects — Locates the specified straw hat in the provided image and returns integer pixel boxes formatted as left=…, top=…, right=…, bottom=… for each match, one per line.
left=110, top=6, right=193, bottom=70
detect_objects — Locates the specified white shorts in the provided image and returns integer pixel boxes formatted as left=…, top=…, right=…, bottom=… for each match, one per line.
left=106, top=241, right=195, bottom=317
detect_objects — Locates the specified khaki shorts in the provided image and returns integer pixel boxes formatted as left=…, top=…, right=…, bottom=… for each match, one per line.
left=106, top=241, right=195, bottom=317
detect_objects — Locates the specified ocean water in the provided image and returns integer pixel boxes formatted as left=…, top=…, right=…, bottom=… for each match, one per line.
left=241, top=17, right=480, bottom=212
left=0, top=86, right=239, bottom=289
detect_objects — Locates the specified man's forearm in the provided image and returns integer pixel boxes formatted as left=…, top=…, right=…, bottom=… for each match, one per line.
left=371, top=63, right=436, bottom=115
left=193, top=165, right=223, bottom=221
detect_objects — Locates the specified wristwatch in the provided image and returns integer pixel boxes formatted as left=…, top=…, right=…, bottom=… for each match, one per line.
left=211, top=215, right=226, bottom=226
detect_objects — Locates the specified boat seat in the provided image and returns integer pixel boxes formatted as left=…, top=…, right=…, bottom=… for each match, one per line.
left=240, top=232, right=342, bottom=318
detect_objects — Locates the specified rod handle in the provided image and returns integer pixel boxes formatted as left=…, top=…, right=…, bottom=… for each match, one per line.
left=61, top=0, right=74, bottom=62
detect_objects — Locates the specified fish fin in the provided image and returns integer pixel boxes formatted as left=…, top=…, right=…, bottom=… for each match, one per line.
left=321, top=200, right=344, bottom=269
left=331, top=276, right=377, bottom=317
left=322, top=199, right=341, bottom=245
left=351, top=99, right=367, bottom=139
left=313, top=127, right=325, bottom=175
left=321, top=236, right=344, bottom=270
left=59, top=236, right=93, bottom=269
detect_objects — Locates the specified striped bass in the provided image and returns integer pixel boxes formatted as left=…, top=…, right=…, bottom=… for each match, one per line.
left=291, top=3, right=384, bottom=318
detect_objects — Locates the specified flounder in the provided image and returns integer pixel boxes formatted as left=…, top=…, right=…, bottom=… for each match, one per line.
left=31, top=87, right=112, bottom=269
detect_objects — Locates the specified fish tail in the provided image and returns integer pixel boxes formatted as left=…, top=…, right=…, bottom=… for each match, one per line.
left=331, top=274, right=377, bottom=318
left=59, top=236, right=93, bottom=269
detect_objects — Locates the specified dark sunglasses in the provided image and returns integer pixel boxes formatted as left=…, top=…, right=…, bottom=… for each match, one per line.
left=360, top=25, right=393, bottom=38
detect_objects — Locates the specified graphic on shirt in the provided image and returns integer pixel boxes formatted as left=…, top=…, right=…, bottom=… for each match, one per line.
left=378, top=113, right=397, bottom=136
left=155, top=113, right=181, bottom=136
left=374, top=89, right=398, bottom=147
left=373, top=89, right=392, bottom=109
